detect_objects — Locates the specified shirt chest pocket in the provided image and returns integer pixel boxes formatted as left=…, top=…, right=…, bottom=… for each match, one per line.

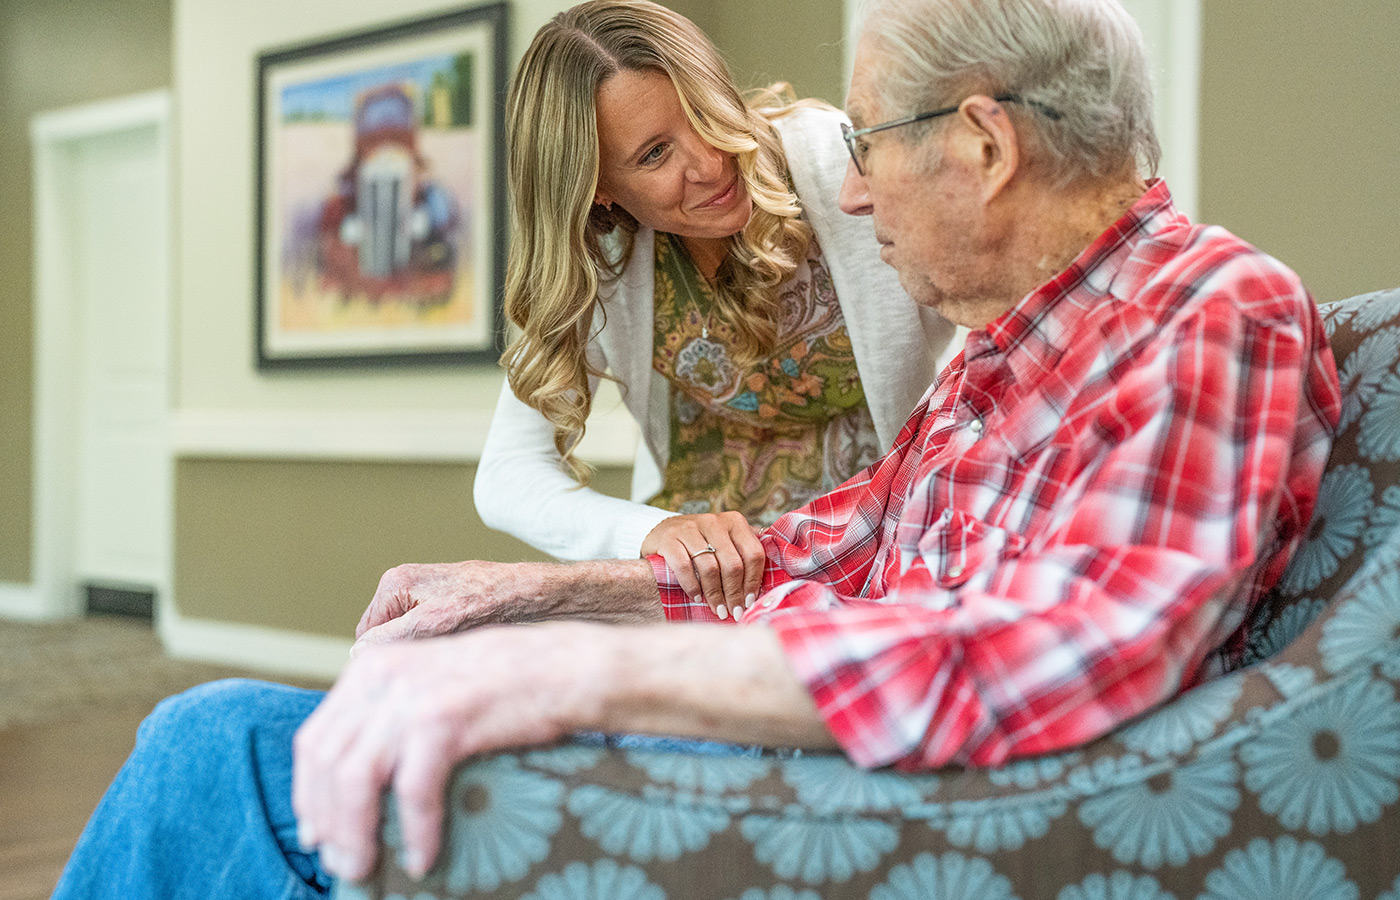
left=904, top=509, right=1029, bottom=591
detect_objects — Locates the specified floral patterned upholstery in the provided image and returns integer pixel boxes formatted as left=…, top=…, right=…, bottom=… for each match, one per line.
left=335, top=290, right=1400, bottom=900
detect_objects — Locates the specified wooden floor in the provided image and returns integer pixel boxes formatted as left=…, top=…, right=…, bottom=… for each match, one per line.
left=0, top=616, right=330, bottom=899
left=0, top=710, right=151, bottom=900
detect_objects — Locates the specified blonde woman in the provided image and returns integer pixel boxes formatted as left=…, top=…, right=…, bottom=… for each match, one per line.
left=475, top=0, right=958, bottom=617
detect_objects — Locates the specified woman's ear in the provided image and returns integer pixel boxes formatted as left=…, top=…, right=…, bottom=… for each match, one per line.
left=593, top=193, right=613, bottom=210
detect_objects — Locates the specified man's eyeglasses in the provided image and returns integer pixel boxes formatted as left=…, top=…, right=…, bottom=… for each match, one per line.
left=841, top=93, right=1062, bottom=176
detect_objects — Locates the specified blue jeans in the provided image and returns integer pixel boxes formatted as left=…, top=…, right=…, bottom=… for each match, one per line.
left=52, top=679, right=331, bottom=900
left=51, top=678, right=772, bottom=898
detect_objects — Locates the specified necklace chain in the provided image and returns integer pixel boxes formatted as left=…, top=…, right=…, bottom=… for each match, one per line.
left=670, top=233, right=718, bottom=341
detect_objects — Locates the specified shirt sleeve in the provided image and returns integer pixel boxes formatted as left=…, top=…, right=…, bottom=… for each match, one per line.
left=762, top=278, right=1338, bottom=770
left=476, top=379, right=677, bottom=561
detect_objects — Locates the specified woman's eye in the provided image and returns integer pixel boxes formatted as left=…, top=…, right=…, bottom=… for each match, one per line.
left=640, top=143, right=668, bottom=165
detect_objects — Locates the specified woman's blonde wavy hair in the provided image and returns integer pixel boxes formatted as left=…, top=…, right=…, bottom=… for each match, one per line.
left=504, top=0, right=816, bottom=483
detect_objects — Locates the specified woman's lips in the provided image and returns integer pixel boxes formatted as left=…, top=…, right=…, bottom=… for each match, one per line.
left=698, top=176, right=739, bottom=210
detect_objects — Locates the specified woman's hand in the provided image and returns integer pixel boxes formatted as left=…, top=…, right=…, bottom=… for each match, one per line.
left=640, top=512, right=765, bottom=619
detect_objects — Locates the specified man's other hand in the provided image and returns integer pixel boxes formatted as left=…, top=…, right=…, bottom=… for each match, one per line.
left=293, top=626, right=598, bottom=881
left=354, top=561, right=540, bottom=651
left=354, top=558, right=663, bottom=654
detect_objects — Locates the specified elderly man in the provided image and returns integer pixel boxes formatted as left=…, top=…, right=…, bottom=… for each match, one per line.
left=53, top=0, right=1340, bottom=897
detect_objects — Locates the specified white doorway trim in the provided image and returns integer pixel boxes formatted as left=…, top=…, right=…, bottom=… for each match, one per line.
left=24, top=90, right=172, bottom=622
left=1145, top=0, right=1202, bottom=220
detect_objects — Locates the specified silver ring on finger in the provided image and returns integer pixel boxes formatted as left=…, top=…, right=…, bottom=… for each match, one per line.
left=690, top=544, right=717, bottom=558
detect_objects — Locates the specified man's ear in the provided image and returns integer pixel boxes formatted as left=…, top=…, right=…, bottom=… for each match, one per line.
left=956, top=95, right=1021, bottom=202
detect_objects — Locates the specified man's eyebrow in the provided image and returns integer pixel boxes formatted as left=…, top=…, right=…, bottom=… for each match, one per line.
left=845, top=97, right=874, bottom=129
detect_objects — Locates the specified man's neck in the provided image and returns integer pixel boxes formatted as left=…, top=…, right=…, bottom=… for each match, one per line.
left=965, top=173, right=1148, bottom=327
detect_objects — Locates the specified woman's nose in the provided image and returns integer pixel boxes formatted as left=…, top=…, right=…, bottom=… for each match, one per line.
left=684, top=137, right=726, bottom=183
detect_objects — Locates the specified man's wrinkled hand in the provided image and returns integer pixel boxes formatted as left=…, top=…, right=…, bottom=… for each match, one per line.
left=353, top=561, right=543, bottom=652
left=292, top=627, right=591, bottom=883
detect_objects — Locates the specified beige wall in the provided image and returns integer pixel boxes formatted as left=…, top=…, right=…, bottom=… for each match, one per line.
left=175, top=460, right=630, bottom=636
left=1199, top=1, right=1400, bottom=303
left=0, top=0, right=171, bottom=583
left=665, top=0, right=846, bottom=104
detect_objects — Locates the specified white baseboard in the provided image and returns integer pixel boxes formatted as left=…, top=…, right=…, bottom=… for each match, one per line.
left=158, top=609, right=352, bottom=682
left=1, top=579, right=350, bottom=681
left=0, top=581, right=58, bottom=621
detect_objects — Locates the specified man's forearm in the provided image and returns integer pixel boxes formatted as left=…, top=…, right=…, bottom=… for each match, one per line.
left=532, top=559, right=669, bottom=624
left=355, top=557, right=664, bottom=648
left=462, top=565, right=837, bottom=748
left=501, top=558, right=667, bottom=625
left=551, top=620, right=840, bottom=751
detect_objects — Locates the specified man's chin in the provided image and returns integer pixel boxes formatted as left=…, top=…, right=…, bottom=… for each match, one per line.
left=897, top=271, right=947, bottom=310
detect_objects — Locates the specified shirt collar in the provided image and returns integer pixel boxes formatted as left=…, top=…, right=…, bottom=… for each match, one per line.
left=971, top=179, right=1186, bottom=380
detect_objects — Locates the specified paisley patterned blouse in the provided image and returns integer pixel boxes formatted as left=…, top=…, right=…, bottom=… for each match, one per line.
left=648, top=232, right=881, bottom=526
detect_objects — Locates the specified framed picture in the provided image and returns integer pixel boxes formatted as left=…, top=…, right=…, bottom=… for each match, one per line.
left=255, top=2, right=508, bottom=369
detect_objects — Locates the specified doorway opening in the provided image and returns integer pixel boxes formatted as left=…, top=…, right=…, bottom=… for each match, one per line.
left=29, top=91, right=172, bottom=624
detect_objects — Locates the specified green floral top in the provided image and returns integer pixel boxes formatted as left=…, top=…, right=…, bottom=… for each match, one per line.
left=648, top=232, right=881, bottom=526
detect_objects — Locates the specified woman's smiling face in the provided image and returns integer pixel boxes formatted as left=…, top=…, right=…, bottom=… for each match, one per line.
left=592, top=68, right=753, bottom=241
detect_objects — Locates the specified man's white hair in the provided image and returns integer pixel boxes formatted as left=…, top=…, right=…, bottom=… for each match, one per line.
left=857, top=0, right=1160, bottom=185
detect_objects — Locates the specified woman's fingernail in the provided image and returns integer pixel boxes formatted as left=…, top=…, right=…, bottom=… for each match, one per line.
left=318, top=844, right=346, bottom=874
left=297, top=825, right=317, bottom=851
left=403, top=847, right=429, bottom=879
left=745, top=593, right=756, bottom=606
left=716, top=604, right=729, bottom=619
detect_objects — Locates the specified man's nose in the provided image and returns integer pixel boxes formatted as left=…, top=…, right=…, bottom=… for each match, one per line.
left=838, top=158, right=873, bottom=216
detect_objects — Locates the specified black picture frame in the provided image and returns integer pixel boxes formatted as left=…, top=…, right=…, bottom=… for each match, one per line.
left=254, top=2, right=508, bottom=370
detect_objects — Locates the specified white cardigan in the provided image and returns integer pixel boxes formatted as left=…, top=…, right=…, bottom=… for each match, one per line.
left=475, top=106, right=960, bottom=560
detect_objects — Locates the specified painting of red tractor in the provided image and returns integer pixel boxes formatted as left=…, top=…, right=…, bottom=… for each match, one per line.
left=257, top=7, right=504, bottom=366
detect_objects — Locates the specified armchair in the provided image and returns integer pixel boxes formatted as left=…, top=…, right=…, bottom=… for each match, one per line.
left=336, top=288, right=1400, bottom=900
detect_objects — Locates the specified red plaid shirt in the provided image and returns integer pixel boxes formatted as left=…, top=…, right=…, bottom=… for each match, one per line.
left=650, top=182, right=1340, bottom=770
